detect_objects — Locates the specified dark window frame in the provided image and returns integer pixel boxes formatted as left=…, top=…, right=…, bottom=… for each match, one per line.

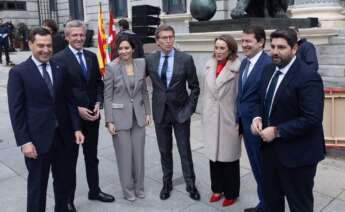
left=69, top=0, right=84, bottom=20
left=162, top=0, right=186, bottom=14
left=110, top=0, right=128, bottom=18
left=0, top=1, right=26, bottom=11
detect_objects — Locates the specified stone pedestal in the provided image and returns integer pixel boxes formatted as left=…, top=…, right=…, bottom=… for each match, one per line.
left=289, top=0, right=345, bottom=28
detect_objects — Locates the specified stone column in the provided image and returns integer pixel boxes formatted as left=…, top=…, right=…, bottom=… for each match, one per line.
left=289, top=0, right=345, bottom=28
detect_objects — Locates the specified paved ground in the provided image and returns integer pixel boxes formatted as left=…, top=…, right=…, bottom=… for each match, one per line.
left=1, top=50, right=345, bottom=212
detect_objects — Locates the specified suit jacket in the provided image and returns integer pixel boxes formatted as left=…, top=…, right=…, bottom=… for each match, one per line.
left=297, top=38, right=318, bottom=72
left=104, top=58, right=151, bottom=130
left=202, top=58, right=241, bottom=162
left=7, top=58, right=80, bottom=154
left=145, top=49, right=200, bottom=124
left=52, top=47, right=104, bottom=109
left=255, top=57, right=325, bottom=167
left=237, top=52, right=271, bottom=123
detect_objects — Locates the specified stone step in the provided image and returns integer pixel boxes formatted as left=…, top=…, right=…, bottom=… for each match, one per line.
left=318, top=44, right=345, bottom=55
left=319, top=55, right=345, bottom=66
left=318, top=65, right=345, bottom=78
left=329, top=36, right=345, bottom=45
left=322, top=76, right=345, bottom=88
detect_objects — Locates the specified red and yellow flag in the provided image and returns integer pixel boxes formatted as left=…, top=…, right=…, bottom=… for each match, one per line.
left=108, top=9, right=117, bottom=60
left=97, top=2, right=108, bottom=77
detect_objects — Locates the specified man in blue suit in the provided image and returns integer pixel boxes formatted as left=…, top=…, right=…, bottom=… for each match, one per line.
left=251, top=28, right=325, bottom=212
left=237, top=25, right=271, bottom=212
left=7, top=27, right=84, bottom=212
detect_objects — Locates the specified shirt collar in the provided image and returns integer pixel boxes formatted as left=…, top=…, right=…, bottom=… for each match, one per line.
left=248, top=50, right=263, bottom=65
left=275, top=56, right=296, bottom=75
left=160, top=48, right=175, bottom=58
left=31, top=55, right=50, bottom=67
left=69, top=45, right=83, bottom=55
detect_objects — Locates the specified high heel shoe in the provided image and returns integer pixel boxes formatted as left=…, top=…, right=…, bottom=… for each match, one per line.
left=209, top=193, right=222, bottom=203
left=222, top=198, right=236, bottom=207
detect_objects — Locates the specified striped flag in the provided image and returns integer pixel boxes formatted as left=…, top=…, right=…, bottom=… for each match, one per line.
left=97, top=2, right=108, bottom=77
left=107, top=9, right=117, bottom=60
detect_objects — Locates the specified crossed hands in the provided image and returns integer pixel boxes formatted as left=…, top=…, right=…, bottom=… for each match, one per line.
left=106, top=115, right=151, bottom=136
left=251, top=118, right=277, bottom=143
left=78, top=103, right=100, bottom=121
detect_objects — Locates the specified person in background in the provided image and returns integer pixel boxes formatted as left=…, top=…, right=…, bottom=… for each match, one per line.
left=202, top=34, right=241, bottom=207
left=42, top=19, right=67, bottom=54
left=0, top=17, right=15, bottom=66
left=104, top=35, right=151, bottom=202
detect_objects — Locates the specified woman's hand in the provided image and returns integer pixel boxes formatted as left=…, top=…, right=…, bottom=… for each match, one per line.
left=145, top=115, right=151, bottom=126
left=107, top=122, right=117, bottom=135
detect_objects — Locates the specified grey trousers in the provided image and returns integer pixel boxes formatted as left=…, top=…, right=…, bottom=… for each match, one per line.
left=112, top=119, right=145, bottom=199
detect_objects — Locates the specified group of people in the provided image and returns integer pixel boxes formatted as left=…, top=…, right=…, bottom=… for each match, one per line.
left=0, top=17, right=15, bottom=66
left=7, top=18, right=324, bottom=212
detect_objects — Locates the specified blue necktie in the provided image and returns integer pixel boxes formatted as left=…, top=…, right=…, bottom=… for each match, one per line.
left=41, top=63, right=54, bottom=99
left=241, top=59, right=251, bottom=89
left=77, top=52, right=88, bottom=80
left=264, top=70, right=281, bottom=125
left=161, top=55, right=169, bottom=87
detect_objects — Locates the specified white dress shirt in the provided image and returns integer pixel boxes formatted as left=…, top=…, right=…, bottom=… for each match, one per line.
left=69, top=45, right=88, bottom=70
left=244, top=50, right=264, bottom=79
left=31, top=55, right=54, bottom=85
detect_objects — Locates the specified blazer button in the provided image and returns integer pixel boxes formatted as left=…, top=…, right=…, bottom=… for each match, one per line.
left=130, top=98, right=134, bottom=102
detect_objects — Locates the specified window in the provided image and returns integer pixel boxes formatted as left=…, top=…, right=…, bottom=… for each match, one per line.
left=110, top=0, right=128, bottom=17
left=0, top=1, right=26, bottom=11
left=69, top=0, right=84, bottom=20
left=162, top=0, right=186, bottom=14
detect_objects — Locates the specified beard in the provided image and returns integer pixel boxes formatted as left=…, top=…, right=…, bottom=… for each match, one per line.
left=272, top=55, right=293, bottom=68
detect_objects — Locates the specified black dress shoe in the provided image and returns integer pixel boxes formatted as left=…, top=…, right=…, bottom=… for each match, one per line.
left=244, top=206, right=262, bottom=212
left=186, top=185, right=200, bottom=200
left=67, top=203, right=77, bottom=212
left=88, top=191, right=115, bottom=202
left=160, top=182, right=173, bottom=200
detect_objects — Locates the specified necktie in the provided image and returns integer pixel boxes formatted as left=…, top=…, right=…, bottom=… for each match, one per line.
left=241, top=59, right=251, bottom=89
left=161, top=55, right=169, bottom=87
left=264, top=70, right=281, bottom=125
left=41, top=63, right=54, bottom=99
left=77, top=52, right=88, bottom=80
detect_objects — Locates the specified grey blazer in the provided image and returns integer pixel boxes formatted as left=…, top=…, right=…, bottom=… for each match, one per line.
left=104, top=58, right=151, bottom=130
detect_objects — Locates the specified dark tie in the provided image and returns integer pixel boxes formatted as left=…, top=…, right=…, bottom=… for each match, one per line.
left=241, top=59, right=251, bottom=89
left=77, top=52, right=88, bottom=80
left=161, top=55, right=169, bottom=87
left=41, top=63, right=54, bottom=99
left=264, top=70, right=281, bottom=125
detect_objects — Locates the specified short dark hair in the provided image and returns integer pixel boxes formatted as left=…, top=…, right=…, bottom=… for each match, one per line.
left=270, top=28, right=298, bottom=48
left=243, top=25, right=266, bottom=48
left=116, top=35, right=135, bottom=50
left=155, top=25, right=175, bottom=39
left=118, top=19, right=129, bottom=30
left=42, top=19, right=58, bottom=33
left=29, top=27, right=51, bottom=43
left=214, top=34, right=238, bottom=61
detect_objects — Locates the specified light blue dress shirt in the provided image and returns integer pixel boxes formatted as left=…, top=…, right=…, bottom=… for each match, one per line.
left=158, top=48, right=175, bottom=87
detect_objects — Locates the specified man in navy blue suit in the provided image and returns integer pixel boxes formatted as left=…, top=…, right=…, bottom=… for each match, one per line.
left=7, top=27, right=84, bottom=212
left=237, top=25, right=271, bottom=212
left=251, top=28, right=325, bottom=212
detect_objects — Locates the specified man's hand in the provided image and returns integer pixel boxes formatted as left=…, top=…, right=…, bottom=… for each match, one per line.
left=78, top=106, right=95, bottom=121
left=92, top=103, right=100, bottom=120
left=21, top=143, right=38, bottom=159
left=106, top=122, right=117, bottom=135
left=259, top=127, right=277, bottom=143
left=74, top=131, right=84, bottom=144
left=251, top=117, right=263, bottom=135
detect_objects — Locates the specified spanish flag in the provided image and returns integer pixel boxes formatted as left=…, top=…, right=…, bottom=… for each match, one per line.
left=97, top=2, right=108, bottom=77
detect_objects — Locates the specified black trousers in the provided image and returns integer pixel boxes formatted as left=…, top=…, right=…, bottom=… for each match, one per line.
left=25, top=129, right=68, bottom=212
left=262, top=144, right=317, bottom=212
left=67, top=118, right=101, bottom=202
left=154, top=107, right=196, bottom=186
left=0, top=38, right=10, bottom=63
left=209, top=160, right=240, bottom=199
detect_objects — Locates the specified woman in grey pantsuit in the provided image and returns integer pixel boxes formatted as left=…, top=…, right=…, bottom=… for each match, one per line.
left=104, top=36, right=151, bottom=201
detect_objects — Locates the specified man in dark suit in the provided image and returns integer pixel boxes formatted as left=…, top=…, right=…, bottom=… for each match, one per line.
left=145, top=25, right=200, bottom=201
left=293, top=27, right=319, bottom=72
left=53, top=20, right=114, bottom=212
left=251, top=28, right=325, bottom=212
left=237, top=25, right=271, bottom=212
left=7, top=27, right=84, bottom=212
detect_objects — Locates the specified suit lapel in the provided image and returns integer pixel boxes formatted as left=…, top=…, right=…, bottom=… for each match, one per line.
left=204, top=59, right=217, bottom=96
left=152, top=51, right=166, bottom=90
left=119, top=61, right=132, bottom=96
left=270, top=59, right=298, bottom=115
left=84, top=51, right=92, bottom=81
left=168, top=50, right=179, bottom=88
left=133, top=60, right=142, bottom=95
left=65, top=48, right=87, bottom=82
